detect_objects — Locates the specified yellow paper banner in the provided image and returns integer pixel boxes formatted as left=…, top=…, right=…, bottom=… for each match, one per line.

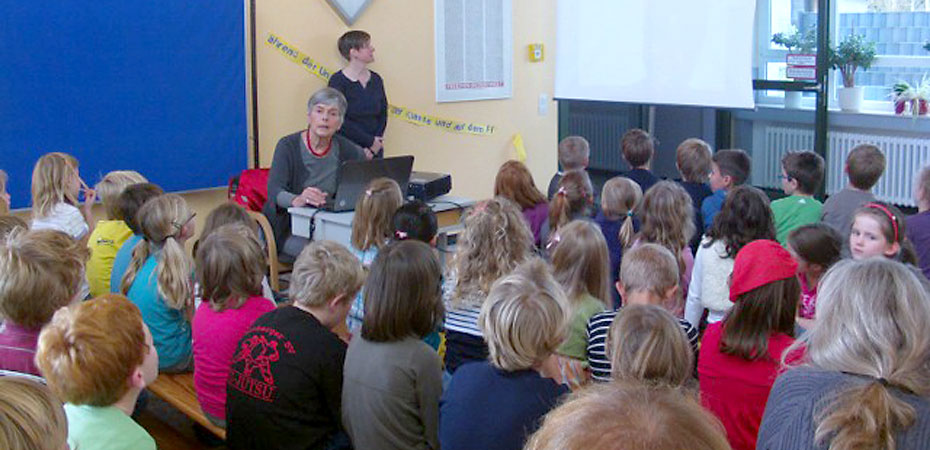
left=512, top=133, right=527, bottom=162
left=266, top=33, right=495, bottom=136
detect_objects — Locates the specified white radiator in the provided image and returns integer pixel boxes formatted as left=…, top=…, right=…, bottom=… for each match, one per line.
left=753, top=125, right=930, bottom=207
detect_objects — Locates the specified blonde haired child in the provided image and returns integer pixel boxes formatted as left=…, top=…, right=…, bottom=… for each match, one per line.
left=0, top=377, right=68, bottom=450
left=120, top=193, right=196, bottom=372
left=525, top=383, right=731, bottom=450
left=0, top=215, right=27, bottom=240
left=346, top=177, right=403, bottom=333
left=192, top=224, right=276, bottom=427
left=542, top=169, right=594, bottom=248
left=0, top=229, right=89, bottom=377
left=636, top=180, right=695, bottom=312
left=86, top=170, right=147, bottom=297
left=759, top=258, right=930, bottom=449
left=0, top=169, right=10, bottom=213
left=608, top=304, right=693, bottom=387
left=30, top=152, right=95, bottom=239
left=443, top=196, right=534, bottom=373
left=36, top=294, right=158, bottom=450
left=550, top=220, right=611, bottom=362
left=675, top=138, right=714, bottom=253
left=850, top=201, right=918, bottom=264
left=586, top=243, right=698, bottom=382
left=595, top=176, right=642, bottom=308
left=343, top=240, right=444, bottom=450
left=440, top=258, right=571, bottom=450
left=226, top=240, right=364, bottom=449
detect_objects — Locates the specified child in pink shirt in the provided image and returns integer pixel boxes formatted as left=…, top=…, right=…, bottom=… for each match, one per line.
left=786, top=223, right=842, bottom=329
left=192, top=224, right=275, bottom=427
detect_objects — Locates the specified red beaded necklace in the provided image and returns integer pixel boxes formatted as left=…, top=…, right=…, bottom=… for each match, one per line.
left=305, top=126, right=332, bottom=157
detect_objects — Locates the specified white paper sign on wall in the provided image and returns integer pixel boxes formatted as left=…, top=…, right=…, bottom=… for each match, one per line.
left=326, top=0, right=372, bottom=25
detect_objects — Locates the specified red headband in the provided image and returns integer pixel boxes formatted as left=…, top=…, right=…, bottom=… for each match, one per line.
left=864, top=202, right=898, bottom=242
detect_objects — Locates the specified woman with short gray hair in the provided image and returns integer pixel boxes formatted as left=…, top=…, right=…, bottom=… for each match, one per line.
left=262, top=87, right=368, bottom=262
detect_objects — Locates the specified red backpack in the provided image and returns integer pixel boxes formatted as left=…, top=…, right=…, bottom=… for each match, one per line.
left=228, top=168, right=270, bottom=212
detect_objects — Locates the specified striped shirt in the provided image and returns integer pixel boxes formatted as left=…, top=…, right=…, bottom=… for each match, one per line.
left=585, top=309, right=699, bottom=382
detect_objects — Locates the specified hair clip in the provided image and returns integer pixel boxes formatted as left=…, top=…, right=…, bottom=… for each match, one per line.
left=395, top=230, right=408, bottom=240
left=864, top=202, right=899, bottom=242
left=557, top=186, right=567, bottom=196
left=626, top=210, right=634, bottom=217
left=365, top=189, right=373, bottom=197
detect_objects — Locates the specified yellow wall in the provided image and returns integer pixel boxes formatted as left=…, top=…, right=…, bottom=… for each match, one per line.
left=254, top=0, right=558, bottom=201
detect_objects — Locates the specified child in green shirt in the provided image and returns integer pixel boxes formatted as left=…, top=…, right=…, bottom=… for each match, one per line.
left=772, top=151, right=825, bottom=244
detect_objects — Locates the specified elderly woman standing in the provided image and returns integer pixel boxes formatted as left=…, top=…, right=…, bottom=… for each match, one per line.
left=262, top=87, right=367, bottom=261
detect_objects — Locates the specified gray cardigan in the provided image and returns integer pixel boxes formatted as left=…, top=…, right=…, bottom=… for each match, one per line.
left=262, top=131, right=364, bottom=248
left=758, top=367, right=930, bottom=449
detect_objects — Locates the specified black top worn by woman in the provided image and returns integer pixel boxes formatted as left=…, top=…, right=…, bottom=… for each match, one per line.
left=328, top=70, right=388, bottom=154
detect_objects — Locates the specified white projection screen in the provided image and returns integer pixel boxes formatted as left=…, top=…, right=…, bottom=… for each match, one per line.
left=555, top=0, right=757, bottom=109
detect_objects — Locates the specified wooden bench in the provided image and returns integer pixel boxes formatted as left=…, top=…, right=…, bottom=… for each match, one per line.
left=147, top=373, right=226, bottom=440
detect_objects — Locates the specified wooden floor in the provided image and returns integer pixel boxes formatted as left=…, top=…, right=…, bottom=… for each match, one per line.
left=136, top=396, right=226, bottom=450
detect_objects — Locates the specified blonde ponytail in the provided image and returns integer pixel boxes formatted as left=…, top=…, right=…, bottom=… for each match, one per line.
left=120, top=194, right=193, bottom=311
left=815, top=380, right=916, bottom=450
left=619, top=215, right=636, bottom=248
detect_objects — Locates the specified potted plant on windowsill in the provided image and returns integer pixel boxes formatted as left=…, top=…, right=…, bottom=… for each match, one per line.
left=891, top=77, right=929, bottom=116
left=772, top=27, right=817, bottom=109
left=829, top=33, right=876, bottom=112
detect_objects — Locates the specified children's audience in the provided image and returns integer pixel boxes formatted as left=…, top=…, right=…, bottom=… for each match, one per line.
left=494, top=160, right=549, bottom=247
left=120, top=193, right=196, bottom=372
left=586, top=243, right=698, bottom=382
left=343, top=240, right=444, bottom=450
left=30, top=152, right=95, bottom=240
left=443, top=197, right=533, bottom=374
left=393, top=200, right=438, bottom=244
left=549, top=220, right=611, bottom=362
left=0, top=229, right=88, bottom=377
left=684, top=185, right=775, bottom=328
left=225, top=240, right=364, bottom=449
left=346, top=177, right=403, bottom=334
left=108, top=183, right=164, bottom=293
left=192, top=224, right=276, bottom=428
left=541, top=169, right=594, bottom=248
left=621, top=128, right=660, bottom=193
left=849, top=201, right=918, bottom=264
left=786, top=223, right=842, bottom=329
left=771, top=150, right=825, bottom=244
left=698, top=239, right=800, bottom=450
left=0, top=376, right=68, bottom=450
left=85, top=170, right=147, bottom=297
left=36, top=294, right=159, bottom=450
left=635, top=180, right=695, bottom=310
left=907, top=164, right=930, bottom=278
left=758, top=258, right=930, bottom=449
left=701, top=148, right=751, bottom=232
left=821, top=143, right=886, bottom=246
left=548, top=136, right=589, bottom=200
left=608, top=304, right=693, bottom=387
left=440, top=258, right=570, bottom=450
left=525, top=383, right=731, bottom=450
left=594, top=176, right=642, bottom=308
left=675, top=138, right=714, bottom=253
left=0, top=169, right=10, bottom=213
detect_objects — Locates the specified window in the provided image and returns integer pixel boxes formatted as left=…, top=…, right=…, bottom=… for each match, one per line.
left=757, top=0, right=930, bottom=112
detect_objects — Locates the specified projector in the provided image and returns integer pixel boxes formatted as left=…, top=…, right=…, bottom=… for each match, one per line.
left=408, top=171, right=452, bottom=201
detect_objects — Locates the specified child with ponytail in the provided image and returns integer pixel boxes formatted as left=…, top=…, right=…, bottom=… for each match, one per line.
left=346, top=177, right=403, bottom=334
left=595, top=176, right=642, bottom=308
left=121, top=193, right=196, bottom=372
left=759, top=258, right=930, bottom=449
left=541, top=170, right=594, bottom=249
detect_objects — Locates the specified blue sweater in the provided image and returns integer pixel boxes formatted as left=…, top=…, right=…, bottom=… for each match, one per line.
left=440, top=361, right=568, bottom=450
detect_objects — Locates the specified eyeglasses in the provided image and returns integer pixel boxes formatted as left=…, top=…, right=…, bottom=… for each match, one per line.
left=173, top=212, right=196, bottom=230
left=777, top=174, right=793, bottom=181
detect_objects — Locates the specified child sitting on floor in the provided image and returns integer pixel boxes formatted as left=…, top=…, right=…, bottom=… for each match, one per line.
left=771, top=150, right=825, bottom=244
left=849, top=201, right=917, bottom=264
left=634, top=181, right=695, bottom=310
left=701, top=149, right=751, bottom=233
left=822, top=143, right=885, bottom=246
left=109, top=183, right=164, bottom=293
left=192, top=224, right=276, bottom=428
left=786, top=223, right=842, bottom=330
left=675, top=138, right=714, bottom=253
left=440, top=258, right=570, bottom=450
left=594, top=176, right=641, bottom=308
left=36, top=294, right=159, bottom=450
left=609, top=304, right=694, bottom=387
left=225, top=241, right=364, bottom=449
left=548, top=136, right=590, bottom=200
left=907, top=164, right=930, bottom=278
left=0, top=229, right=88, bottom=377
left=586, top=244, right=698, bottom=383
left=86, top=170, right=147, bottom=297
left=0, top=376, right=68, bottom=449
left=621, top=128, right=660, bottom=193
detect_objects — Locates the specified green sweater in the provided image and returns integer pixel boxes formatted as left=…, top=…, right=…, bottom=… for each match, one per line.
left=772, top=195, right=823, bottom=245
left=558, top=293, right=607, bottom=360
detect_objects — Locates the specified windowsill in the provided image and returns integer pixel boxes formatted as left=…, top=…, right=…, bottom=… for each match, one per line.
left=734, top=103, right=930, bottom=135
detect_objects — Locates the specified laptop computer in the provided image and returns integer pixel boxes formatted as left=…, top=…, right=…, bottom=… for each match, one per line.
left=321, top=155, right=415, bottom=212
